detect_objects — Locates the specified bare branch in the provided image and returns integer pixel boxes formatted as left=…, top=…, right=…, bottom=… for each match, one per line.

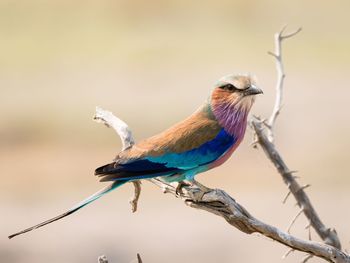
left=95, top=107, right=350, bottom=263
left=147, top=179, right=349, bottom=263
left=98, top=255, right=108, bottom=263
left=94, top=107, right=135, bottom=150
left=250, top=25, right=342, bottom=253
left=130, top=181, right=142, bottom=213
left=94, top=107, right=140, bottom=212
left=252, top=119, right=342, bottom=249
left=282, top=27, right=303, bottom=40
left=137, top=253, right=143, bottom=263
left=266, top=26, right=302, bottom=142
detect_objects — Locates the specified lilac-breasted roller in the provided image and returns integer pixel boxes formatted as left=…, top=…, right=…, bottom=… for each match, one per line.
left=9, top=74, right=262, bottom=239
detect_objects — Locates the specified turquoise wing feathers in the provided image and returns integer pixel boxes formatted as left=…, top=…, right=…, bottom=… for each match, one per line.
left=95, top=127, right=236, bottom=182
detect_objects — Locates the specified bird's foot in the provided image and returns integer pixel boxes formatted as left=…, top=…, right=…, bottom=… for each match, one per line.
left=185, top=180, right=211, bottom=202
left=175, top=181, right=191, bottom=197
left=175, top=180, right=211, bottom=202
left=192, top=180, right=210, bottom=192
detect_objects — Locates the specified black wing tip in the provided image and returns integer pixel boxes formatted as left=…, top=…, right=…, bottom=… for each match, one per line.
left=95, top=162, right=116, bottom=176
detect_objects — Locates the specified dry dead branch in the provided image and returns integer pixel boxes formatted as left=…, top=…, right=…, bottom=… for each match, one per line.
left=251, top=26, right=342, bottom=252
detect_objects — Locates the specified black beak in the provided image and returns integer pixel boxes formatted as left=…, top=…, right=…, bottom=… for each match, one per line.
left=243, top=85, right=263, bottom=96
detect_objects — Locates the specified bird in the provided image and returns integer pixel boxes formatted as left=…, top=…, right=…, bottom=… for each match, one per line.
left=9, top=73, right=262, bottom=239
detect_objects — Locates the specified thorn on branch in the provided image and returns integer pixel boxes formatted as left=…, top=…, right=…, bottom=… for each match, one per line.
left=250, top=139, right=259, bottom=149
left=282, top=248, right=295, bottom=259
left=308, top=226, right=312, bottom=241
left=268, top=51, right=278, bottom=58
left=162, top=187, right=169, bottom=194
left=283, top=170, right=298, bottom=177
left=297, top=184, right=311, bottom=193
left=282, top=190, right=292, bottom=204
left=287, top=207, right=304, bottom=233
left=161, top=185, right=172, bottom=194
left=252, top=115, right=262, bottom=121
left=305, top=223, right=312, bottom=241
left=301, top=254, right=313, bottom=263
left=262, top=119, right=271, bottom=128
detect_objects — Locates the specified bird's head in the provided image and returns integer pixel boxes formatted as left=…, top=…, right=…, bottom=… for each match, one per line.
left=209, top=73, right=263, bottom=136
left=210, top=73, right=263, bottom=112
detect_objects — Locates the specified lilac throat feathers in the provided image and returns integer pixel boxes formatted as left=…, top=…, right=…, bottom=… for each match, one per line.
left=211, top=102, right=249, bottom=140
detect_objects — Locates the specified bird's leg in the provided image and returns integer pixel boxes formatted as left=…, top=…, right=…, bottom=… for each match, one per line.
left=175, top=181, right=191, bottom=196
left=186, top=179, right=211, bottom=202
left=175, top=180, right=211, bottom=201
left=192, top=179, right=210, bottom=192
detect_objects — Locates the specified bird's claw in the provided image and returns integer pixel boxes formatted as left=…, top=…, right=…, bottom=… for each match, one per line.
left=175, top=181, right=191, bottom=197
left=175, top=180, right=211, bottom=202
left=192, top=180, right=210, bottom=192
left=186, top=180, right=211, bottom=202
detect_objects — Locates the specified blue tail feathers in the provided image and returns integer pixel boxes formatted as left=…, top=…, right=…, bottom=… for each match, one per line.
left=8, top=180, right=125, bottom=239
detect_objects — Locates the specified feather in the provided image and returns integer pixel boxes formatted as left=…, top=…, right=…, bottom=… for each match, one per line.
left=96, top=129, right=236, bottom=182
left=95, top=160, right=180, bottom=182
left=116, top=104, right=221, bottom=160
left=8, top=180, right=125, bottom=239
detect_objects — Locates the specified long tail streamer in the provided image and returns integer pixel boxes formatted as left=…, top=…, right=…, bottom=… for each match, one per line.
left=8, top=181, right=125, bottom=239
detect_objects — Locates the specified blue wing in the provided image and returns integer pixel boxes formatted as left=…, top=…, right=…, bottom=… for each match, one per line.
left=146, top=129, right=236, bottom=169
left=95, top=129, right=236, bottom=182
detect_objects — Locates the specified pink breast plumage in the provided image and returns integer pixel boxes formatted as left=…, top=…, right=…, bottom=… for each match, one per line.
left=207, top=136, right=243, bottom=169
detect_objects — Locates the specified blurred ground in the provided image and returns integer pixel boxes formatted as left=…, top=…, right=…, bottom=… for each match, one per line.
left=1, top=1, right=349, bottom=262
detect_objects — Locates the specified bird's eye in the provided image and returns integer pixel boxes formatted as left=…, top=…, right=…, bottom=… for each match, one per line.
left=220, top=84, right=238, bottom=92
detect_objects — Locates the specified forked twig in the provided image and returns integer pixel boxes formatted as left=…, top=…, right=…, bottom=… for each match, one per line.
left=266, top=26, right=302, bottom=142
left=251, top=26, right=342, bottom=253
left=94, top=107, right=141, bottom=213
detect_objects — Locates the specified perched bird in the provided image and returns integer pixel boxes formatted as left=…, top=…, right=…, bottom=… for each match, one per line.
left=9, top=73, right=262, bottom=239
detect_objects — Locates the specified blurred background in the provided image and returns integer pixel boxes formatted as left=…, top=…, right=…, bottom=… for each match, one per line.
left=1, top=0, right=349, bottom=262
